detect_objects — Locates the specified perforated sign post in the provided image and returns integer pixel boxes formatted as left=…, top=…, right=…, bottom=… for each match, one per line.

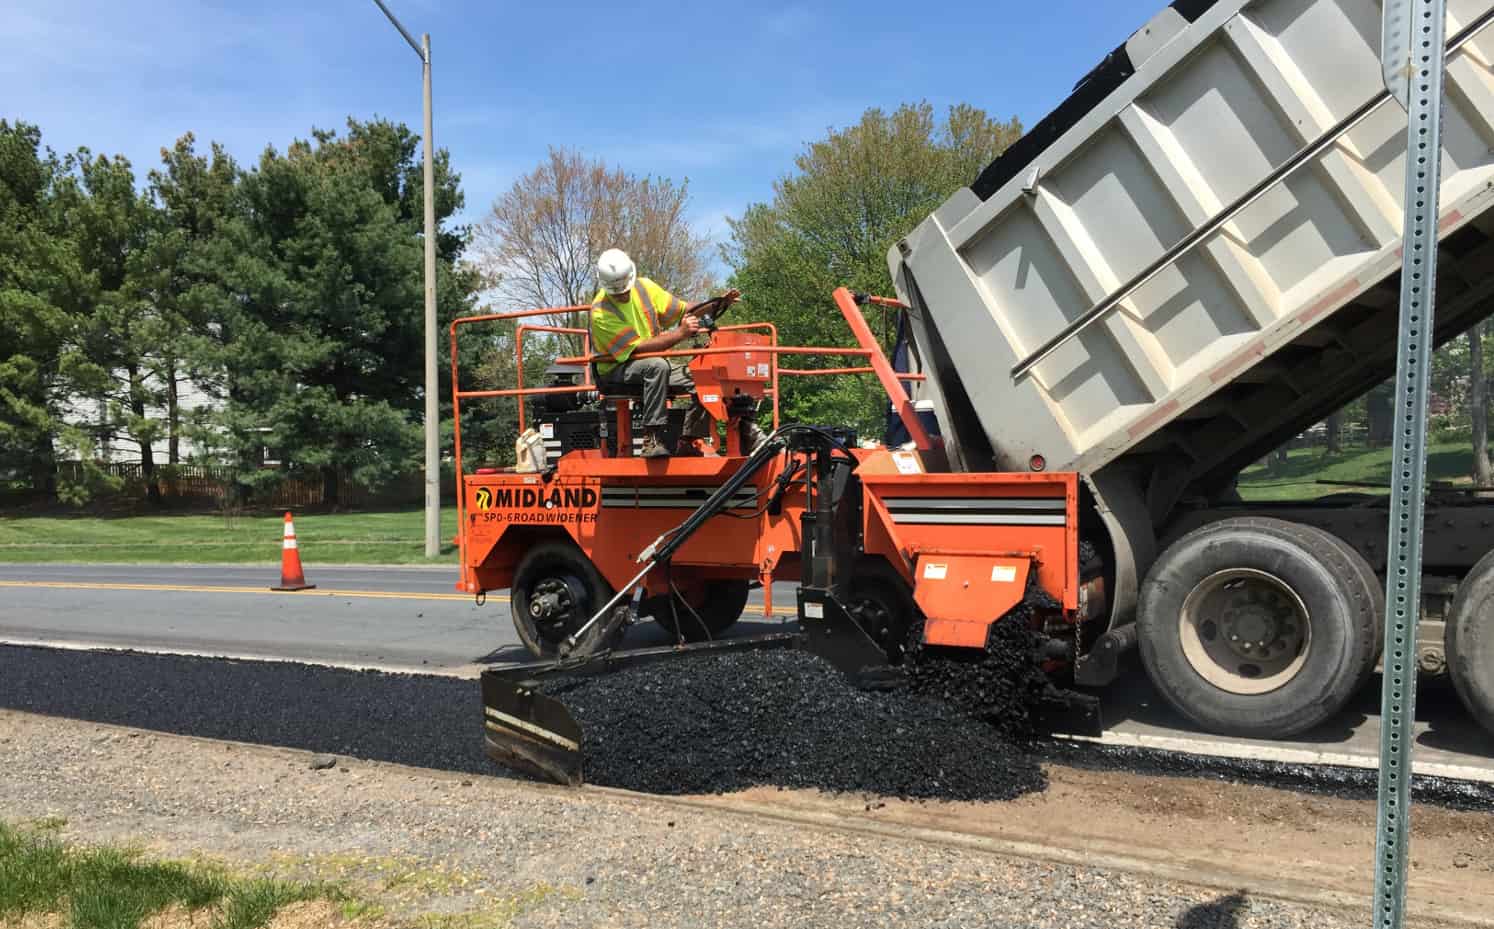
left=1374, top=1, right=1447, bottom=927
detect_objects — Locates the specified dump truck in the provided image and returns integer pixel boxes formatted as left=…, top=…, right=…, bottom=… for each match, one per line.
left=461, top=0, right=1494, bottom=784
left=888, top=0, right=1494, bottom=739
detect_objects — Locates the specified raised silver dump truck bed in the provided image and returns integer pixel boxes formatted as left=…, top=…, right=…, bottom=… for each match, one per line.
left=891, top=0, right=1494, bottom=614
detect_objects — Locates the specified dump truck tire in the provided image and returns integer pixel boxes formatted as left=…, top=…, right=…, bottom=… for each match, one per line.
left=653, top=580, right=751, bottom=642
left=1164, top=517, right=1384, bottom=686
left=1138, top=518, right=1375, bottom=738
left=511, top=542, right=617, bottom=659
left=1302, top=522, right=1385, bottom=682
left=1448, top=549, right=1494, bottom=740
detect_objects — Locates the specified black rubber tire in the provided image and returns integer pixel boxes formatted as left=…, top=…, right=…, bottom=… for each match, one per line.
left=653, top=579, right=751, bottom=642
left=1138, top=518, right=1378, bottom=738
left=1302, top=523, right=1385, bottom=679
left=1448, top=548, right=1494, bottom=740
left=1175, top=517, right=1384, bottom=685
left=510, top=541, right=616, bottom=659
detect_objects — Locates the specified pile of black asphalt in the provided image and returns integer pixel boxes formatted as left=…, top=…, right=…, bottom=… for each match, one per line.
left=546, top=616, right=1051, bottom=801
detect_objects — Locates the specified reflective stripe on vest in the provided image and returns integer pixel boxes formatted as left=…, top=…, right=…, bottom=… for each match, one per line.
left=634, top=282, right=662, bottom=335
left=592, top=298, right=627, bottom=323
left=602, top=326, right=638, bottom=355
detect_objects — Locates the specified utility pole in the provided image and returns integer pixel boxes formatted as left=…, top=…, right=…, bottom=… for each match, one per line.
left=373, top=0, right=441, bottom=559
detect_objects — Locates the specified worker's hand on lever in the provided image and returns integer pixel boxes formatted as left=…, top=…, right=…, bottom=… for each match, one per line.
left=679, top=313, right=703, bottom=337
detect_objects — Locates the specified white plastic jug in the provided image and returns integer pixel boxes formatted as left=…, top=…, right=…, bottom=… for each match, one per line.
left=514, top=428, right=546, bottom=473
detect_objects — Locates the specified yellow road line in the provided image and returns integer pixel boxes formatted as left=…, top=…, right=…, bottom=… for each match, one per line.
left=0, top=580, right=504, bottom=603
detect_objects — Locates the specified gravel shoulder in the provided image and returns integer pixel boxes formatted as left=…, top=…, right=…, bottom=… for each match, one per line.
left=3, top=710, right=1491, bottom=929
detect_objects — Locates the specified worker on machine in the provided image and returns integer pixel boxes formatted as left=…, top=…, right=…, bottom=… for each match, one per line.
left=589, top=248, right=765, bottom=458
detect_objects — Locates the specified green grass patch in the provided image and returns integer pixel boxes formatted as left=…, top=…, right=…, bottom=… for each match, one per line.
left=0, top=508, right=460, bottom=565
left=1237, top=441, right=1475, bottom=501
left=0, top=821, right=342, bottom=928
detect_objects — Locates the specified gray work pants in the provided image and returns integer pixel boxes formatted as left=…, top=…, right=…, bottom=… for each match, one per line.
left=599, top=356, right=712, bottom=437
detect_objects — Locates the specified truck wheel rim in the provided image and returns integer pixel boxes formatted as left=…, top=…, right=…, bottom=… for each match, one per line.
left=1178, top=568, right=1311, bottom=696
left=528, top=574, right=589, bottom=645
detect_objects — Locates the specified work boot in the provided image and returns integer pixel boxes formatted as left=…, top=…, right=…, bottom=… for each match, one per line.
left=640, top=432, right=671, bottom=458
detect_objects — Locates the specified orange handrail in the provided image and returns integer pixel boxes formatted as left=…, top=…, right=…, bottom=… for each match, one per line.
left=779, top=367, right=926, bottom=380
left=515, top=324, right=591, bottom=433
left=449, top=293, right=928, bottom=582
left=451, top=304, right=590, bottom=585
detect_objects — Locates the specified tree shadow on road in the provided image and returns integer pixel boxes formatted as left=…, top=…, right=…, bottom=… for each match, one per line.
left=1176, top=891, right=1248, bottom=929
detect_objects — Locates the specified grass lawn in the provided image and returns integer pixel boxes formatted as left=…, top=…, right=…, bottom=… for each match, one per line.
left=0, top=507, right=461, bottom=565
left=1237, top=440, right=1475, bottom=501
left=0, top=819, right=353, bottom=929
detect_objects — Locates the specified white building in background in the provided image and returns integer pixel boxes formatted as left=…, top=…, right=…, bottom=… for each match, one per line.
left=59, top=373, right=219, bottom=465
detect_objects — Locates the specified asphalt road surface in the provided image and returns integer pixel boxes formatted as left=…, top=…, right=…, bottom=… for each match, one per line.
left=2, top=562, right=1491, bottom=781
left=0, top=562, right=794, bottom=673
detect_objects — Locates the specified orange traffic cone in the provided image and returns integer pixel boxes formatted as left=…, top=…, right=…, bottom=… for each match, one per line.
left=271, top=511, right=316, bottom=591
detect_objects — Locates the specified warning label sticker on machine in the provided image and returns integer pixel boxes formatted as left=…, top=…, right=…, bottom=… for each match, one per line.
left=923, top=563, right=948, bottom=580
left=892, top=451, right=921, bottom=475
left=991, top=565, right=1017, bottom=583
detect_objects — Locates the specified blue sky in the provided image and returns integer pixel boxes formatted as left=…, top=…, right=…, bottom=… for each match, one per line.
left=4, top=0, right=1165, bottom=250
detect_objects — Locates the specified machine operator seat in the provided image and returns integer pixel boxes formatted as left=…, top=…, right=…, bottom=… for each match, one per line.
left=586, top=361, right=694, bottom=402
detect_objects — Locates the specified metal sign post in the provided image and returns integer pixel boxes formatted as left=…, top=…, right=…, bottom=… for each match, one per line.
left=1374, top=1, right=1448, bottom=926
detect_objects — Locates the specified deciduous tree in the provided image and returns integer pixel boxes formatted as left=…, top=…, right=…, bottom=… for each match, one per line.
left=725, top=103, right=1023, bottom=434
left=473, top=147, right=713, bottom=354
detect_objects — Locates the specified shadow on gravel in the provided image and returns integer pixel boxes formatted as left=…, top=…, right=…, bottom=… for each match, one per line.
left=1175, top=892, right=1247, bottom=929
left=0, top=645, right=498, bottom=778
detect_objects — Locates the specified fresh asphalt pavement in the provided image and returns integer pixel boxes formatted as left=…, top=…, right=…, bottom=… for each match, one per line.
left=1, top=562, right=1491, bottom=778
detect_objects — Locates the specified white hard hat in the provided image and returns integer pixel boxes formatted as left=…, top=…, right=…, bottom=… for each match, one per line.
left=596, top=248, right=636, bottom=295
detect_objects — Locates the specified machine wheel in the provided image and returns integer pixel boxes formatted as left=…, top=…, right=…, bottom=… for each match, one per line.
left=844, top=569, right=916, bottom=664
left=1138, top=518, right=1377, bottom=738
left=1448, top=549, right=1494, bottom=740
left=511, top=542, right=617, bottom=659
left=653, top=579, right=751, bottom=642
